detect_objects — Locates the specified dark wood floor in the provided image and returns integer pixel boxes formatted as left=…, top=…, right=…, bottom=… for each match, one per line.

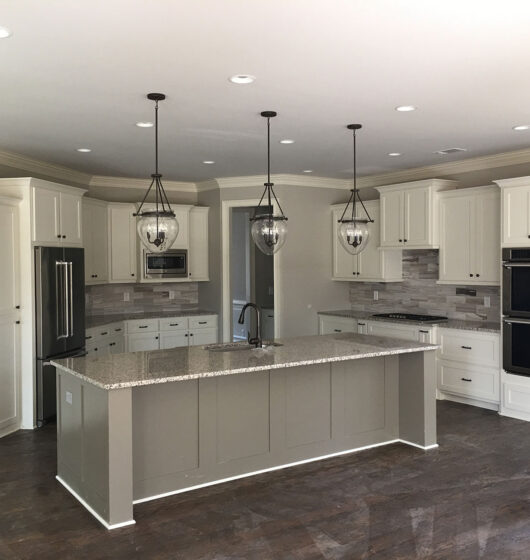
left=1, top=401, right=530, bottom=559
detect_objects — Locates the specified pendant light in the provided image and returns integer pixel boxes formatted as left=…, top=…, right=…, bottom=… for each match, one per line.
left=134, top=93, right=179, bottom=253
left=250, top=111, right=288, bottom=255
left=337, top=124, right=374, bottom=255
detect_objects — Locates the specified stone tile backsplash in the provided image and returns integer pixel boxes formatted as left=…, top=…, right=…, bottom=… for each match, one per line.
left=348, top=250, right=500, bottom=322
left=86, top=282, right=199, bottom=316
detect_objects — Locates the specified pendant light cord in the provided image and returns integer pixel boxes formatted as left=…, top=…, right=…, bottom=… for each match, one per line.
left=155, top=99, right=159, bottom=176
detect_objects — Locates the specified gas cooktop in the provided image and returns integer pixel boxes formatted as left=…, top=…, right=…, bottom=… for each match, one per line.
left=371, top=313, right=448, bottom=323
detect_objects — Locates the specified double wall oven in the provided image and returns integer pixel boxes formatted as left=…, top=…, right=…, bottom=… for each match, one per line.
left=503, top=248, right=530, bottom=376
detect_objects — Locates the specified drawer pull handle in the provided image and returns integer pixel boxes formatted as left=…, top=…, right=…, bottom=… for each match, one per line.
left=419, top=330, right=429, bottom=334
left=334, top=329, right=342, bottom=332
left=267, top=315, right=273, bottom=318
left=358, top=322, right=366, bottom=326
left=169, top=323, right=180, bottom=326
left=100, top=331, right=108, bottom=335
left=461, top=346, right=472, bottom=350
left=115, top=328, right=122, bottom=332
left=139, top=325, right=148, bottom=329
left=85, top=335, right=92, bottom=340
left=461, top=377, right=472, bottom=382
left=198, top=321, right=207, bottom=324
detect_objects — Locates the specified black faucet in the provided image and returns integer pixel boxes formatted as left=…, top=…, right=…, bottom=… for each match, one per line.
left=238, top=303, right=262, bottom=348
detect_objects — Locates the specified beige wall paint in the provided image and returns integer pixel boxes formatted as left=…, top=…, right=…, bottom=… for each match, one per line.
left=201, top=184, right=350, bottom=340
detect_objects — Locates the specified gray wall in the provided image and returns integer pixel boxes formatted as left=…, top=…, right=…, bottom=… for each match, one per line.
left=199, top=183, right=350, bottom=340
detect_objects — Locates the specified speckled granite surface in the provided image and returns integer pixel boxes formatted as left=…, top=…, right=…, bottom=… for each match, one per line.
left=52, top=333, right=438, bottom=390
left=318, top=310, right=500, bottom=333
left=86, top=310, right=216, bottom=329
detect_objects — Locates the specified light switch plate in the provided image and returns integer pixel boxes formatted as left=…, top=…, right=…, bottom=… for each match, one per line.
left=484, top=296, right=491, bottom=308
left=168, top=290, right=175, bottom=300
left=373, top=290, right=379, bottom=301
left=123, top=292, right=130, bottom=302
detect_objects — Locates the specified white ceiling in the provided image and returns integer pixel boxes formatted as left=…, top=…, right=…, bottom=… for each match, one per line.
left=1, top=0, right=530, bottom=183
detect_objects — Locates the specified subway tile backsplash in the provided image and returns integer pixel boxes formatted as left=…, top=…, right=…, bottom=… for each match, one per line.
left=86, top=282, right=199, bottom=316
left=349, top=250, right=500, bottom=322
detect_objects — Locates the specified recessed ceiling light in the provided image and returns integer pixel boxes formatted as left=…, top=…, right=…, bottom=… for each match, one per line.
left=202, top=160, right=215, bottom=164
left=0, top=27, right=12, bottom=39
left=395, top=105, right=416, bottom=112
left=513, top=125, right=529, bottom=131
left=279, top=139, right=294, bottom=144
left=229, top=74, right=255, bottom=84
left=136, top=121, right=154, bottom=128
left=76, top=148, right=92, bottom=153
left=388, top=152, right=402, bottom=157
left=303, top=169, right=313, bottom=173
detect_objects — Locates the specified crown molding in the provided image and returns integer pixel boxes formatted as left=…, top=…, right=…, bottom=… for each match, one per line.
left=357, top=147, right=530, bottom=189
left=493, top=176, right=530, bottom=188
left=89, top=175, right=197, bottom=192
left=0, top=149, right=92, bottom=186
left=214, top=173, right=351, bottom=190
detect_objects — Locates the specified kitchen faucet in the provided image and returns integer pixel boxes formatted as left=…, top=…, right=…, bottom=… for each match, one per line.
left=238, top=303, right=263, bottom=348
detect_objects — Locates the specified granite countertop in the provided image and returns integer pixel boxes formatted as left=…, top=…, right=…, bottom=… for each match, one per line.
left=317, top=310, right=500, bottom=333
left=86, top=310, right=216, bottom=329
left=52, top=333, right=438, bottom=390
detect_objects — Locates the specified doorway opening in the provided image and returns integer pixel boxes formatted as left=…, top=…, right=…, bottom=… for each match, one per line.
left=230, top=206, right=274, bottom=342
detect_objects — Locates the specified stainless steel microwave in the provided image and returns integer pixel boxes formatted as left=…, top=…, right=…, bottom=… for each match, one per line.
left=144, top=249, right=188, bottom=279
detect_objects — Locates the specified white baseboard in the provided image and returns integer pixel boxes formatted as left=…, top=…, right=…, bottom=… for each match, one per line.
left=134, top=437, right=436, bottom=505
left=0, top=423, right=20, bottom=439
left=56, top=476, right=136, bottom=530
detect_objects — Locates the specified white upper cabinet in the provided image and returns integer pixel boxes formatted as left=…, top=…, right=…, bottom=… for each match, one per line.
left=171, top=205, right=191, bottom=250
left=83, top=198, right=109, bottom=284
left=31, top=183, right=85, bottom=246
left=108, top=203, right=137, bottom=283
left=331, top=201, right=402, bottom=282
left=494, top=176, right=530, bottom=246
left=439, top=186, right=500, bottom=285
left=189, top=206, right=209, bottom=281
left=376, top=179, right=457, bottom=249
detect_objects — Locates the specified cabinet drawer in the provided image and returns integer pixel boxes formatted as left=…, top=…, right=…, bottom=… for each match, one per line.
left=438, top=361, right=499, bottom=402
left=189, top=315, right=218, bottom=329
left=439, top=329, right=499, bottom=368
left=318, top=315, right=357, bottom=335
left=159, top=317, right=189, bottom=331
left=126, top=319, right=159, bottom=333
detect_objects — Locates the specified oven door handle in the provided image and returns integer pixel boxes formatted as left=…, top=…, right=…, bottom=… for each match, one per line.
left=504, top=318, right=530, bottom=325
left=503, top=263, right=530, bottom=268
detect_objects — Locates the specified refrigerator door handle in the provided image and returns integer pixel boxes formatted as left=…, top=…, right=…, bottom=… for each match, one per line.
left=68, top=261, right=74, bottom=337
left=56, top=261, right=68, bottom=339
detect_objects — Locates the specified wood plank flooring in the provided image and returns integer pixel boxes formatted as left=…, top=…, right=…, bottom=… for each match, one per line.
left=1, top=401, right=529, bottom=559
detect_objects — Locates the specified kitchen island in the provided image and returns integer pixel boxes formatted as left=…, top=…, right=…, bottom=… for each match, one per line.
left=52, top=333, right=438, bottom=529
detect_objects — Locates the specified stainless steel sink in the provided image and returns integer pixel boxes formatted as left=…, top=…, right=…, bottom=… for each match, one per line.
left=205, top=341, right=283, bottom=352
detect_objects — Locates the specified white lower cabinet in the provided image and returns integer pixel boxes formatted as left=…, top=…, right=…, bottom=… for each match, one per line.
left=159, top=331, right=189, bottom=349
left=127, top=333, right=160, bottom=352
left=438, top=362, right=499, bottom=403
left=367, top=321, right=435, bottom=343
left=501, top=376, right=530, bottom=421
left=189, top=328, right=218, bottom=346
left=318, top=315, right=357, bottom=335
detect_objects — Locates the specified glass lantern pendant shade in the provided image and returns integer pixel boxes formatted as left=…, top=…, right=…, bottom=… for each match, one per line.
left=337, top=124, right=374, bottom=255
left=134, top=93, right=179, bottom=253
left=250, top=111, right=288, bottom=256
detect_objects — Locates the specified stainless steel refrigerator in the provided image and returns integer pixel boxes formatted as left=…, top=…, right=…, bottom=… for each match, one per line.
left=35, top=247, right=86, bottom=426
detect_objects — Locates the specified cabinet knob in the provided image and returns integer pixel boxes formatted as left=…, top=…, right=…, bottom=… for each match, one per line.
left=155, top=336, right=159, bottom=340
left=185, top=333, right=188, bottom=337
left=57, top=234, right=61, bottom=239
left=404, top=239, right=408, bottom=243
left=357, top=272, right=360, bottom=275
left=190, top=333, right=194, bottom=336
left=15, top=320, right=20, bottom=324
left=15, top=305, right=20, bottom=309
left=399, top=239, right=402, bottom=242
left=62, top=235, right=66, bottom=239
left=131, top=273, right=135, bottom=277
left=469, top=273, right=473, bottom=277
left=476, top=274, right=480, bottom=277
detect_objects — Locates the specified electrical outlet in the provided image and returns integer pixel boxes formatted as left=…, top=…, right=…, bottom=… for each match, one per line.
left=168, top=290, right=175, bottom=300
left=373, top=290, right=379, bottom=301
left=123, top=292, right=130, bottom=302
left=65, top=391, right=73, bottom=405
left=484, top=296, right=491, bottom=308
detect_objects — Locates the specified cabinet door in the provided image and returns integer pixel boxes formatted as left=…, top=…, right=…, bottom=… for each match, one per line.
left=367, top=321, right=419, bottom=341
left=439, top=195, right=473, bottom=283
left=109, top=205, right=137, bottom=282
left=0, top=204, right=19, bottom=313
left=357, top=203, right=382, bottom=280
left=502, top=186, right=530, bottom=246
left=159, top=331, right=189, bottom=349
left=108, top=337, right=125, bottom=354
left=32, top=187, right=60, bottom=243
left=332, top=208, right=355, bottom=279
left=82, top=202, right=94, bottom=282
left=189, top=328, right=218, bottom=346
left=0, top=316, right=19, bottom=435
left=126, top=333, right=160, bottom=352
left=59, top=192, right=83, bottom=245
left=171, top=206, right=190, bottom=250
left=189, top=207, right=209, bottom=281
left=403, top=188, right=430, bottom=247
left=379, top=191, right=403, bottom=247
left=91, top=203, right=109, bottom=282
left=475, top=192, right=500, bottom=284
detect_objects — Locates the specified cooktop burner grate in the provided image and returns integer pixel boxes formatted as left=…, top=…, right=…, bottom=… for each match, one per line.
left=371, top=313, right=448, bottom=323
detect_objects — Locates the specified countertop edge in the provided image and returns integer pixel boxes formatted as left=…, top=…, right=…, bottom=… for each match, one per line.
left=51, top=344, right=438, bottom=391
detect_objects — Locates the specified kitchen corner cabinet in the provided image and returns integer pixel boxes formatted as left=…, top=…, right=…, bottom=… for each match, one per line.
left=108, top=203, right=137, bottom=283
left=494, top=176, right=530, bottom=246
left=31, top=184, right=86, bottom=246
left=331, top=201, right=402, bottom=282
left=83, top=198, right=109, bottom=284
left=376, top=179, right=456, bottom=249
left=438, top=186, right=500, bottom=285
left=189, top=207, right=209, bottom=281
